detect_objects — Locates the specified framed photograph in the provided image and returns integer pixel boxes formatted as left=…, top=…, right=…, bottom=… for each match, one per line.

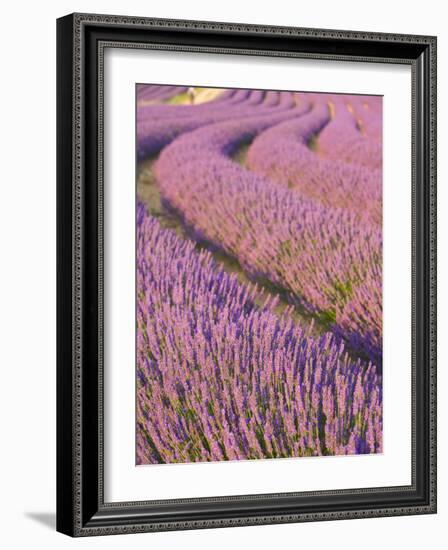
left=56, top=13, right=437, bottom=536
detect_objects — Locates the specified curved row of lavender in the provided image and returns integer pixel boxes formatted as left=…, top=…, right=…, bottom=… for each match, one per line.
left=245, top=101, right=382, bottom=225
left=317, top=94, right=382, bottom=171
left=154, top=104, right=382, bottom=365
left=136, top=84, right=188, bottom=103
left=137, top=88, right=300, bottom=160
left=348, top=95, right=382, bottom=141
left=136, top=203, right=382, bottom=463
left=136, top=85, right=383, bottom=464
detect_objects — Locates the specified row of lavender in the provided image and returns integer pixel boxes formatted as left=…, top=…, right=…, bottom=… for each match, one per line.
left=136, top=203, right=382, bottom=463
left=246, top=99, right=382, bottom=225
left=136, top=84, right=188, bottom=103
left=154, top=94, right=382, bottom=366
left=136, top=88, right=300, bottom=160
left=136, top=86, right=383, bottom=463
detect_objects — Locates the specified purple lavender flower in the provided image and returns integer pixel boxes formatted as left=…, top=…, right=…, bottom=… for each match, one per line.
left=136, top=87, right=384, bottom=464
left=136, top=204, right=382, bottom=464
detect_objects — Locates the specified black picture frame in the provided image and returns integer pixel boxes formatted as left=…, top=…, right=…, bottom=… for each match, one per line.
left=56, top=12, right=437, bottom=537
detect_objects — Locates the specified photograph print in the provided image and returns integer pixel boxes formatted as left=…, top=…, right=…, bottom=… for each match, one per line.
left=135, top=85, right=383, bottom=465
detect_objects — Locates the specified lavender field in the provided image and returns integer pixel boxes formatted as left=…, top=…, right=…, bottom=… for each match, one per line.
left=136, top=85, right=383, bottom=465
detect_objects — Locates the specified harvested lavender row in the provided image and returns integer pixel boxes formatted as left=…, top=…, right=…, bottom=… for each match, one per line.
left=137, top=90, right=299, bottom=161
left=136, top=203, right=382, bottom=464
left=348, top=96, right=383, bottom=141
left=246, top=101, right=382, bottom=225
left=316, top=95, right=382, bottom=170
left=154, top=109, right=382, bottom=365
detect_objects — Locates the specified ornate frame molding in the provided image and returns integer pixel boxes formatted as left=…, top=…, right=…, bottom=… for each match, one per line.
left=57, top=13, right=437, bottom=537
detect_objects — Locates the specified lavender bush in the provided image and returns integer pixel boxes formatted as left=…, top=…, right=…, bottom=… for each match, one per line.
left=137, top=203, right=382, bottom=464
left=137, top=84, right=188, bottom=103
left=154, top=107, right=382, bottom=364
left=135, top=85, right=383, bottom=464
left=316, top=95, right=382, bottom=170
left=137, top=89, right=299, bottom=160
left=246, top=101, right=382, bottom=225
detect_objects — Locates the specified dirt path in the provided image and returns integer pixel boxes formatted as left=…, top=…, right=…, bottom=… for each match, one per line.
left=230, top=142, right=250, bottom=167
